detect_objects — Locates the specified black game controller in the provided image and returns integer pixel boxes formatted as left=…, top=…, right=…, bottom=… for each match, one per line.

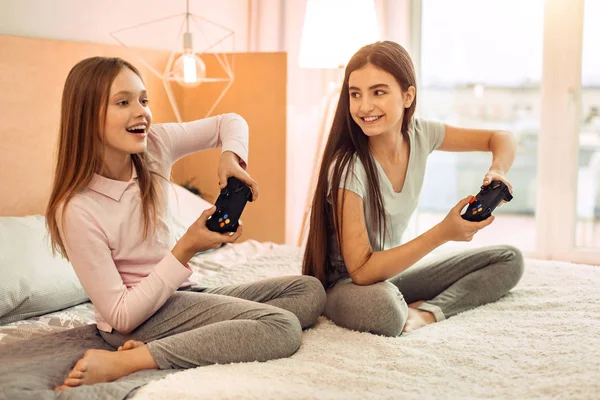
left=461, top=180, right=513, bottom=222
left=206, top=177, right=253, bottom=233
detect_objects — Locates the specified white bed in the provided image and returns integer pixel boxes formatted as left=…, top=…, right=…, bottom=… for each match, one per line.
left=1, top=185, right=599, bottom=399
left=129, top=242, right=600, bottom=400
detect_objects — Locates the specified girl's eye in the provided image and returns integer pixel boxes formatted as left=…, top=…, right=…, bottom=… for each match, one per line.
left=350, top=92, right=360, bottom=98
left=117, top=100, right=129, bottom=106
left=141, top=99, right=149, bottom=106
left=374, top=90, right=386, bottom=96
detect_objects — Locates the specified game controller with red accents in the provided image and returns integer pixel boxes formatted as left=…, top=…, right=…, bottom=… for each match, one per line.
left=206, top=177, right=253, bottom=233
left=461, top=180, right=513, bottom=222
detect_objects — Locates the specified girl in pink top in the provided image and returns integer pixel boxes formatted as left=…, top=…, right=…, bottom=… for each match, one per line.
left=46, top=57, right=326, bottom=391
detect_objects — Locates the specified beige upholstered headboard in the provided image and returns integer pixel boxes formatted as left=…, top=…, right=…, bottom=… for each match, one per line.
left=0, top=34, right=286, bottom=243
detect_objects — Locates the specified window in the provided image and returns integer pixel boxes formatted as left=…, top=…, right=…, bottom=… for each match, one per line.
left=413, top=0, right=544, bottom=253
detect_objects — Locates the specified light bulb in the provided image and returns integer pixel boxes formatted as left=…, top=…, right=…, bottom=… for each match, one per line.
left=171, top=51, right=207, bottom=88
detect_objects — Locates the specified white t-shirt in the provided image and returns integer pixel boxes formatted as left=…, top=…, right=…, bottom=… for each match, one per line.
left=326, top=118, right=446, bottom=287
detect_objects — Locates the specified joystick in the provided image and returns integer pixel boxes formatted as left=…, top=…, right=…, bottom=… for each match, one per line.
left=206, top=177, right=253, bottom=233
left=462, top=180, right=513, bottom=222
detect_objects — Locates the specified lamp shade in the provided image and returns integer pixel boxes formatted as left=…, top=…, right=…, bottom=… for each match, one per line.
left=299, top=0, right=380, bottom=69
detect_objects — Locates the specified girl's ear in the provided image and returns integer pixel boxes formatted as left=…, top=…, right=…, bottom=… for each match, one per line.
left=403, top=86, right=416, bottom=108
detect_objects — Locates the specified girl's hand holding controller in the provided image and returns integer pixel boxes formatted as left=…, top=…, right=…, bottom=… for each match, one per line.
left=217, top=151, right=259, bottom=201
left=437, top=196, right=495, bottom=242
left=171, top=206, right=243, bottom=264
left=482, top=169, right=512, bottom=207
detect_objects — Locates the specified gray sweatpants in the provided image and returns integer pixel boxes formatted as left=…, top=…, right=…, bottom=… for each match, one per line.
left=100, top=276, right=326, bottom=369
left=324, top=245, right=525, bottom=337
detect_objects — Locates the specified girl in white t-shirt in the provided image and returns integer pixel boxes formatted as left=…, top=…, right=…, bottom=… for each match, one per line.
left=303, top=41, right=523, bottom=336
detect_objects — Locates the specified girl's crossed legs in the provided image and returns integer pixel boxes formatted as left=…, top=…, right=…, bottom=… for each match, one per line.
left=324, top=245, right=524, bottom=337
left=57, top=275, right=326, bottom=390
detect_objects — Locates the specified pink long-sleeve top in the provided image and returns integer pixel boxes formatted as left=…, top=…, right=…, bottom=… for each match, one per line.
left=56, top=114, right=249, bottom=334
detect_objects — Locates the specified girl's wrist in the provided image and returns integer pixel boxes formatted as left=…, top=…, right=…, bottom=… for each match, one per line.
left=172, top=237, right=194, bottom=265
left=221, top=150, right=240, bottom=164
left=431, top=223, right=450, bottom=244
left=488, top=166, right=506, bottom=175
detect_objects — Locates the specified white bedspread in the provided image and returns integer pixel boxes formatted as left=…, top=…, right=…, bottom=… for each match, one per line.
left=133, top=241, right=600, bottom=400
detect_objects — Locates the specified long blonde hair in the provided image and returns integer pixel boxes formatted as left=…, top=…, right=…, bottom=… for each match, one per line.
left=46, top=57, right=162, bottom=258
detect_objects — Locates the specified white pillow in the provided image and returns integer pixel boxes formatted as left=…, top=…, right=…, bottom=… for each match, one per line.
left=0, top=185, right=212, bottom=324
left=0, top=215, right=88, bottom=324
left=168, top=183, right=213, bottom=229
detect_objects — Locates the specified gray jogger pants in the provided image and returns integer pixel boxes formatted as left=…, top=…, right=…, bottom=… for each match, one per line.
left=324, top=245, right=525, bottom=337
left=100, top=275, right=326, bottom=369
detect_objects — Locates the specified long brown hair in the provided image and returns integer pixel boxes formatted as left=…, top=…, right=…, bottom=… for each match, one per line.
left=46, top=57, right=161, bottom=258
left=302, top=41, right=417, bottom=287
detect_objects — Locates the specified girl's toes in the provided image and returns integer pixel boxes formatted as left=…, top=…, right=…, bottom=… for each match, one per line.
left=64, top=378, right=83, bottom=387
left=68, top=370, right=84, bottom=379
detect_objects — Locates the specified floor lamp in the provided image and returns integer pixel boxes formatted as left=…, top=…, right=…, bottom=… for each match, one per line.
left=296, top=0, right=380, bottom=246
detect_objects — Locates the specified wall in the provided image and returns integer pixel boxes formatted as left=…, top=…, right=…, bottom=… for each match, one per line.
left=172, top=52, right=287, bottom=243
left=0, top=35, right=287, bottom=244
left=0, top=0, right=249, bottom=52
left=0, top=35, right=175, bottom=216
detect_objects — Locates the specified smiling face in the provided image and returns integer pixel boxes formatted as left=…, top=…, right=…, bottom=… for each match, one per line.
left=348, top=63, right=414, bottom=138
left=101, top=67, right=152, bottom=162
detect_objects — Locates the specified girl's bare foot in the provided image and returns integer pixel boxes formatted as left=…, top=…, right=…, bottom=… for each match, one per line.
left=54, top=345, right=158, bottom=391
left=403, top=300, right=436, bottom=333
left=118, top=340, right=145, bottom=351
